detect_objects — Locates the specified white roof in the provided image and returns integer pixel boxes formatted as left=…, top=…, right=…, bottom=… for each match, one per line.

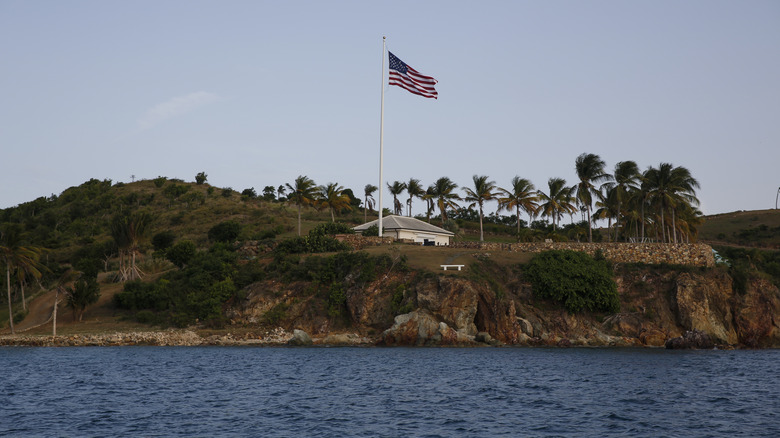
left=353, top=215, right=454, bottom=236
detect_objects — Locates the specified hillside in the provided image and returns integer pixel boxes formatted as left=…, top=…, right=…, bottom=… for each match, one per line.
left=2, top=178, right=780, bottom=347
left=699, top=209, right=780, bottom=249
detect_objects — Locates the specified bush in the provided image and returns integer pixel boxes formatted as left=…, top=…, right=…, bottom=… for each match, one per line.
left=153, top=176, right=167, bottom=188
left=362, top=225, right=379, bottom=237
left=524, top=250, right=619, bottom=313
left=152, top=231, right=176, bottom=253
left=208, top=221, right=241, bottom=243
left=195, top=172, right=208, bottom=185
left=166, top=240, right=197, bottom=268
left=309, top=222, right=354, bottom=237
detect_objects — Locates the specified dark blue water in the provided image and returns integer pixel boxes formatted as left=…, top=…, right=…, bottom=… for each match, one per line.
left=1, top=347, right=778, bottom=437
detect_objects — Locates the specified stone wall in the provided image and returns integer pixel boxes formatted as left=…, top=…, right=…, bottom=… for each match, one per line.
left=450, top=241, right=715, bottom=267
left=334, top=234, right=394, bottom=250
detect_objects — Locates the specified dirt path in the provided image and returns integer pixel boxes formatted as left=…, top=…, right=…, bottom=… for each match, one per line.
left=14, top=290, right=57, bottom=333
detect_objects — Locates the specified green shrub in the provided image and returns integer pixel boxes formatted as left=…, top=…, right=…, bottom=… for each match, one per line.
left=524, top=250, right=619, bottom=313
left=362, top=224, right=379, bottom=237
left=195, top=172, right=208, bottom=185
left=153, top=176, right=167, bottom=188
left=134, top=309, right=158, bottom=324
left=208, top=221, right=241, bottom=243
left=166, top=240, right=196, bottom=268
left=309, top=222, right=354, bottom=237
left=152, top=231, right=176, bottom=253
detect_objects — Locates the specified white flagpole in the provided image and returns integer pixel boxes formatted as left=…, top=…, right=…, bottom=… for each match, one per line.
left=378, top=36, right=386, bottom=237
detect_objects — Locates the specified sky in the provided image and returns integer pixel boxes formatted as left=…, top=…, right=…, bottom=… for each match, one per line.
left=2, top=1, right=779, bottom=219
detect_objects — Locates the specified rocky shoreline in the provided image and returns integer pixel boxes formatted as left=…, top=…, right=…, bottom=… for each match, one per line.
left=0, top=327, right=738, bottom=349
left=0, top=328, right=375, bottom=348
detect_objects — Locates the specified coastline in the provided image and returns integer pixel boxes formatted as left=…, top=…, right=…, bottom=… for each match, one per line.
left=0, top=328, right=375, bottom=348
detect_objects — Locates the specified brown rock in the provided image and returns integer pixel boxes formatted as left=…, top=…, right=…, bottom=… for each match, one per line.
left=673, top=272, right=737, bottom=344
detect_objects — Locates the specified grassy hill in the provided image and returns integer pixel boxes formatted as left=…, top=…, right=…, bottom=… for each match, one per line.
left=3, top=177, right=779, bottom=336
left=698, top=209, right=780, bottom=249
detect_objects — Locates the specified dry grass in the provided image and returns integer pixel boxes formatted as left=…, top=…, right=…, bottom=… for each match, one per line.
left=360, top=244, right=534, bottom=273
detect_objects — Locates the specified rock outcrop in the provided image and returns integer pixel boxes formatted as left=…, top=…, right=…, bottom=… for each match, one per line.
left=665, top=330, right=715, bottom=349
left=224, top=263, right=780, bottom=348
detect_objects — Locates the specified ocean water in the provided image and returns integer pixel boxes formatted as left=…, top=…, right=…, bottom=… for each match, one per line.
left=1, top=347, right=779, bottom=437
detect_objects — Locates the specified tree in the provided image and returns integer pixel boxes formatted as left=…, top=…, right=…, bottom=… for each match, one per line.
left=430, top=177, right=461, bottom=226
left=208, top=221, right=241, bottom=243
left=363, top=184, right=378, bottom=223
left=52, top=269, right=79, bottom=337
left=262, top=186, right=276, bottom=201
left=644, top=163, right=700, bottom=243
left=423, top=186, right=436, bottom=223
left=110, top=211, right=152, bottom=282
left=538, top=177, right=576, bottom=230
left=462, top=175, right=499, bottom=242
left=166, top=240, right=197, bottom=268
left=574, top=153, right=610, bottom=242
left=593, top=186, right=620, bottom=242
left=65, top=276, right=100, bottom=322
left=318, top=183, right=352, bottom=222
left=195, top=172, right=208, bottom=185
left=241, top=187, right=257, bottom=200
left=387, top=181, right=407, bottom=216
left=406, top=178, right=425, bottom=217
left=285, top=175, right=317, bottom=236
left=1, top=224, right=45, bottom=334
left=498, top=176, right=539, bottom=237
left=276, top=185, right=287, bottom=200
left=601, top=161, right=640, bottom=242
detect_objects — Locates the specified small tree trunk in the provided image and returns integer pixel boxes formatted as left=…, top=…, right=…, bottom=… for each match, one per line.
left=297, top=205, right=302, bottom=236
left=479, top=204, right=484, bottom=242
left=6, top=267, right=14, bottom=335
left=21, top=281, right=26, bottom=311
left=52, top=289, right=58, bottom=337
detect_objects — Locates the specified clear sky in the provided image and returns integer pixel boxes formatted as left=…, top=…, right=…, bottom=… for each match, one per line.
left=2, top=1, right=779, bottom=218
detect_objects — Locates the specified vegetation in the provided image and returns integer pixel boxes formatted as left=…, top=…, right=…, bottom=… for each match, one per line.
left=524, top=250, right=620, bottom=313
left=285, top=175, right=318, bottom=236
left=463, top=175, right=499, bottom=242
left=0, top=150, right=715, bottom=335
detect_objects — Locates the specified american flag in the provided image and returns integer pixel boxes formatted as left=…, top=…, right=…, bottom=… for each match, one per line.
left=388, top=51, right=438, bottom=99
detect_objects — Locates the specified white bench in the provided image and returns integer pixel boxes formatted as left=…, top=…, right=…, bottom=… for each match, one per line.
left=441, top=264, right=465, bottom=271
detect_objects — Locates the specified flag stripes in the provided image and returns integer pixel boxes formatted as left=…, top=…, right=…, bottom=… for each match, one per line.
left=388, top=51, right=438, bottom=99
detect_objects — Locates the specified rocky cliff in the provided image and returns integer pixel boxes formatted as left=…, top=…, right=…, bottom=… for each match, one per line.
left=228, top=264, right=780, bottom=348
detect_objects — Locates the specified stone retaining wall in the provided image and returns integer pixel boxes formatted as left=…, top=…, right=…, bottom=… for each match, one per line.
left=451, top=242, right=715, bottom=267
left=334, top=234, right=394, bottom=250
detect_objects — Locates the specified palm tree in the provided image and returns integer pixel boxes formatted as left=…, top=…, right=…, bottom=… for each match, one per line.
left=52, top=269, right=79, bottom=337
left=644, top=163, right=700, bottom=243
left=463, top=175, right=499, bottom=242
left=602, top=161, right=640, bottom=241
left=110, top=211, right=152, bottom=282
left=0, top=224, right=45, bottom=335
left=430, top=177, right=461, bottom=226
left=406, top=178, right=425, bottom=217
left=14, top=258, right=44, bottom=311
left=537, top=177, right=576, bottom=230
left=318, top=182, right=352, bottom=222
left=574, top=153, right=610, bottom=242
left=286, top=175, right=317, bottom=236
left=276, top=185, right=287, bottom=201
left=498, top=176, right=539, bottom=237
left=593, top=187, right=620, bottom=242
left=363, top=184, right=378, bottom=223
left=423, top=186, right=436, bottom=223
left=387, top=181, right=407, bottom=216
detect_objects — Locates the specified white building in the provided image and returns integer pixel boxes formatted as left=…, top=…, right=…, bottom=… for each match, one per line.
left=353, top=215, right=454, bottom=246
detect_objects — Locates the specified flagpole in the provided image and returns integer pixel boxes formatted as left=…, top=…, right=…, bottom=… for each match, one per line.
left=378, top=36, right=386, bottom=238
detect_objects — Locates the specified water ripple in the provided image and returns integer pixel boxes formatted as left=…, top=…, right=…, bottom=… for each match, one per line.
left=1, top=347, right=779, bottom=437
